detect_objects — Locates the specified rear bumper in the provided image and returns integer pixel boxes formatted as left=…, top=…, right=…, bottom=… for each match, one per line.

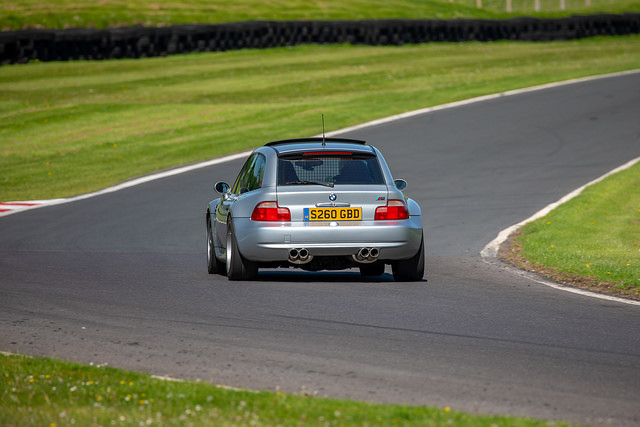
left=233, top=216, right=423, bottom=262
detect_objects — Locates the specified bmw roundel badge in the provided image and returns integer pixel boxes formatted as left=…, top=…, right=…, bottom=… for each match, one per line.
left=329, top=193, right=337, bottom=201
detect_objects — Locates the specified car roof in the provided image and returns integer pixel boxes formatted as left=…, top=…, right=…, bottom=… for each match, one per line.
left=265, top=137, right=376, bottom=156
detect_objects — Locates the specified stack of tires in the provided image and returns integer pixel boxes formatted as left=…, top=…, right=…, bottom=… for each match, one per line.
left=1, top=14, right=638, bottom=65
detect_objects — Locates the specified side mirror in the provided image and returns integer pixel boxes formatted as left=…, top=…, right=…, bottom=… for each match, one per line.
left=394, top=179, right=407, bottom=191
left=215, top=181, right=230, bottom=194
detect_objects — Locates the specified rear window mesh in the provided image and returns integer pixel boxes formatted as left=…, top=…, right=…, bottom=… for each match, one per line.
left=278, top=156, right=384, bottom=185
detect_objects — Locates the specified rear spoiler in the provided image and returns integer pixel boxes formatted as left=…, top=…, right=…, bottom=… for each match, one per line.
left=265, top=137, right=366, bottom=146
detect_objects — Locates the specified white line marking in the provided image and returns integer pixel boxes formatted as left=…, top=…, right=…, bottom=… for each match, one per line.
left=325, top=69, right=640, bottom=136
left=481, top=156, right=640, bottom=259
left=151, top=375, right=184, bottom=382
left=480, top=156, right=640, bottom=306
left=0, top=151, right=252, bottom=217
left=496, top=262, right=640, bottom=306
left=3, top=70, right=638, bottom=218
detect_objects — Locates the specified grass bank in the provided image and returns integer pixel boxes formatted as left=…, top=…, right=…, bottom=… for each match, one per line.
left=501, top=161, right=640, bottom=300
left=1, top=36, right=639, bottom=202
left=3, top=0, right=640, bottom=30
left=0, top=352, right=570, bottom=426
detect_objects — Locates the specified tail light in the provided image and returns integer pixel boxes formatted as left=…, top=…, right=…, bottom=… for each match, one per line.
left=251, top=202, right=291, bottom=221
left=374, top=200, right=409, bottom=220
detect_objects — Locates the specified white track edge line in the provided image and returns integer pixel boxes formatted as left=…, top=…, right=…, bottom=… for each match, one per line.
left=0, top=151, right=252, bottom=217
left=480, top=156, right=640, bottom=306
left=2, top=69, right=638, bottom=219
left=495, top=262, right=640, bottom=306
left=324, top=69, right=640, bottom=136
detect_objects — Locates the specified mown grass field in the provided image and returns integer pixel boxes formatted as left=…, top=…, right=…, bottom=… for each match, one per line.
left=3, top=0, right=640, bottom=30
left=2, top=36, right=639, bottom=202
left=0, top=352, right=572, bottom=426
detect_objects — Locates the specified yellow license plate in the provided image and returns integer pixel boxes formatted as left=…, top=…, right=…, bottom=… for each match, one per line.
left=304, top=207, right=362, bottom=221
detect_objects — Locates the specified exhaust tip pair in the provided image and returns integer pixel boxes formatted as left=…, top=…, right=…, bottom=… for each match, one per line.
left=354, top=247, right=380, bottom=263
left=289, top=248, right=311, bottom=264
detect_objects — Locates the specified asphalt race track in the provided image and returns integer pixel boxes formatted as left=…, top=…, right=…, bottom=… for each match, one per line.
left=2, top=72, right=640, bottom=426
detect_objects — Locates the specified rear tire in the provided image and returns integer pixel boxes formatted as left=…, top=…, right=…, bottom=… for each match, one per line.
left=359, top=262, right=385, bottom=277
left=392, top=234, right=424, bottom=282
left=226, top=219, right=258, bottom=281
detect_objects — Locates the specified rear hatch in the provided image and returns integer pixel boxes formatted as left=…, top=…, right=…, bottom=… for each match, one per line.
left=277, top=185, right=388, bottom=222
left=275, top=149, right=389, bottom=222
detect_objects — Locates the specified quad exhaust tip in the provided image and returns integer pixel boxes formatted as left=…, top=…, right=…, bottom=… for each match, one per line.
left=289, top=247, right=379, bottom=264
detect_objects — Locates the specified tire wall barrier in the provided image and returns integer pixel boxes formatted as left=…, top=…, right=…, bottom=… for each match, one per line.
left=1, top=14, right=639, bottom=65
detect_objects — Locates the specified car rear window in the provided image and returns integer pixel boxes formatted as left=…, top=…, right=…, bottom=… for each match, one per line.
left=278, top=153, right=384, bottom=186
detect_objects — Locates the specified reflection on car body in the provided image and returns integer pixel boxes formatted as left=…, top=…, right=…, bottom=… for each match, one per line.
left=206, top=137, right=424, bottom=281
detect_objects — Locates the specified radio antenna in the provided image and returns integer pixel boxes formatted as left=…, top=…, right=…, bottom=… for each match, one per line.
left=322, top=114, right=326, bottom=148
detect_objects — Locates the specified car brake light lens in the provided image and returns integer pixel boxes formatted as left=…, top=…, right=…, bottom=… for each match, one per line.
left=374, top=200, right=409, bottom=220
left=303, top=151, right=352, bottom=156
left=251, top=202, right=291, bottom=221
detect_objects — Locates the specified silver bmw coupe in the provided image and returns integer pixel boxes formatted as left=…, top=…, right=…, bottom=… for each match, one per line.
left=206, top=137, right=424, bottom=281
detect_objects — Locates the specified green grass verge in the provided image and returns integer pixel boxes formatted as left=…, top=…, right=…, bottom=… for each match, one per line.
left=511, top=162, right=640, bottom=299
left=0, top=352, right=571, bottom=426
left=1, top=36, right=639, bottom=202
left=3, top=0, right=640, bottom=30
